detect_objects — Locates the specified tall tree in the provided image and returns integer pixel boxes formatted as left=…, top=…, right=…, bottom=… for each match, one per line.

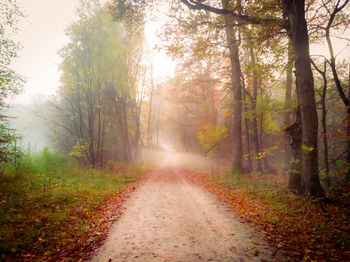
left=322, top=0, right=350, bottom=181
left=52, top=1, right=144, bottom=166
left=283, top=0, right=324, bottom=196
left=222, top=1, right=243, bottom=172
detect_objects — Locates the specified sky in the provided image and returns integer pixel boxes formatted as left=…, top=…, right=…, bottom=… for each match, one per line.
left=8, top=0, right=350, bottom=105
left=10, top=0, right=175, bottom=105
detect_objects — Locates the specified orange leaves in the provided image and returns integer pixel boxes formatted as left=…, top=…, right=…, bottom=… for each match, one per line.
left=229, top=245, right=236, bottom=251
left=183, top=168, right=350, bottom=261
left=14, top=172, right=149, bottom=262
left=152, top=252, right=174, bottom=259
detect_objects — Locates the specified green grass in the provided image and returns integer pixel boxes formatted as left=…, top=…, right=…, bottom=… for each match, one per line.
left=0, top=149, right=143, bottom=259
left=213, top=171, right=292, bottom=214
left=213, top=171, right=350, bottom=261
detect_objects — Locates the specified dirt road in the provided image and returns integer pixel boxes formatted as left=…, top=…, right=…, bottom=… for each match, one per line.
left=91, top=165, right=276, bottom=261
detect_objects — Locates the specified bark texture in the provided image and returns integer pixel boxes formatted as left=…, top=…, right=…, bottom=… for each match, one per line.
left=284, top=39, right=293, bottom=169
left=284, top=0, right=324, bottom=196
left=285, top=107, right=302, bottom=191
left=225, top=24, right=243, bottom=172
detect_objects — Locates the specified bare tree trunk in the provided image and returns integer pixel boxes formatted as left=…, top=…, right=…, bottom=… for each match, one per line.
left=285, top=106, right=302, bottom=191
left=323, top=1, right=350, bottom=181
left=249, top=47, right=262, bottom=173
left=284, top=0, right=324, bottom=197
left=222, top=0, right=243, bottom=172
left=88, top=77, right=95, bottom=167
left=322, top=76, right=329, bottom=185
left=284, top=39, right=293, bottom=170
left=116, top=95, right=131, bottom=163
left=258, top=81, right=271, bottom=172
left=122, top=95, right=131, bottom=162
left=97, top=106, right=101, bottom=167
left=147, top=71, right=154, bottom=147
left=312, top=60, right=330, bottom=186
left=243, top=87, right=252, bottom=172
left=347, top=64, right=350, bottom=182
left=156, top=86, right=161, bottom=148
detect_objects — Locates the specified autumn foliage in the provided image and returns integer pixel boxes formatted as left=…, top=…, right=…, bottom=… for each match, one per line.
left=184, top=168, right=350, bottom=261
left=0, top=151, right=147, bottom=261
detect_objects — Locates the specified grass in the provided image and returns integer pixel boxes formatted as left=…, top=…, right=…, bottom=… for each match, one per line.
left=211, top=171, right=350, bottom=260
left=213, top=171, right=291, bottom=212
left=0, top=149, right=143, bottom=260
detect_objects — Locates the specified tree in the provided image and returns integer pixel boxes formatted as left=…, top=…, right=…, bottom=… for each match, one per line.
left=51, top=1, right=144, bottom=166
left=117, top=0, right=350, bottom=196
left=178, top=0, right=326, bottom=195
left=0, top=0, right=24, bottom=104
left=311, top=59, right=330, bottom=187
left=321, top=0, right=350, bottom=181
left=283, top=0, right=324, bottom=196
left=221, top=0, right=243, bottom=172
left=0, top=0, right=25, bottom=165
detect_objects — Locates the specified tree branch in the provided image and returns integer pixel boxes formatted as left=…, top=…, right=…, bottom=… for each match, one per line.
left=179, top=0, right=277, bottom=25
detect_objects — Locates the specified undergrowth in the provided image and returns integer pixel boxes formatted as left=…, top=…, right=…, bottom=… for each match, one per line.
left=214, top=171, right=291, bottom=213
left=0, top=149, right=143, bottom=260
left=211, top=171, right=350, bottom=260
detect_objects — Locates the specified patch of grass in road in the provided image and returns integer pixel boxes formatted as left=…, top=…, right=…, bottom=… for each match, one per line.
left=0, top=150, right=143, bottom=260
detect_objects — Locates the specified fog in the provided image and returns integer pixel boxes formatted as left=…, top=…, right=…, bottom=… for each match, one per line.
left=3, top=0, right=350, bottom=177
left=2, top=1, right=350, bottom=260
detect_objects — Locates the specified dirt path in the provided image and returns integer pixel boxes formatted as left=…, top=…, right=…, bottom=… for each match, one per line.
left=91, top=166, right=277, bottom=262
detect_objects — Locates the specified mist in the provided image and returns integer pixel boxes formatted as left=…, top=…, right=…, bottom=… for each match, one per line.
left=1, top=0, right=350, bottom=261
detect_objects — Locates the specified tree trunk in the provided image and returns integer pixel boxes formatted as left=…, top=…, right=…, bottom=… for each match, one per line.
left=249, top=47, right=262, bottom=173
left=312, top=60, right=330, bottom=187
left=117, top=95, right=131, bottom=163
left=88, top=79, right=95, bottom=167
left=284, top=0, right=324, bottom=196
left=156, top=86, right=161, bottom=148
left=222, top=1, right=243, bottom=172
left=134, top=107, right=142, bottom=161
left=284, top=38, right=293, bottom=170
left=285, top=106, right=302, bottom=191
left=321, top=74, right=329, bottom=186
left=243, top=87, right=252, bottom=172
left=134, top=73, right=145, bottom=162
left=322, top=1, right=350, bottom=181
left=122, top=96, right=131, bottom=162
left=147, top=72, right=154, bottom=147
left=347, top=64, right=350, bottom=182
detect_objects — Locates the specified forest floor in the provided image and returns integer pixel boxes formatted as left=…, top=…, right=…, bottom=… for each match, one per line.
left=91, top=160, right=278, bottom=261
left=185, top=168, right=350, bottom=261
left=0, top=160, right=145, bottom=261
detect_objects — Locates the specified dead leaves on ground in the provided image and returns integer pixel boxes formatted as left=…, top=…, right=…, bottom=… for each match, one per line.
left=5, top=172, right=149, bottom=262
left=183, top=168, right=350, bottom=261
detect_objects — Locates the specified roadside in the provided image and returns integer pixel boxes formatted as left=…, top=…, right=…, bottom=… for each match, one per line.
left=185, top=168, right=350, bottom=261
left=0, top=151, right=146, bottom=261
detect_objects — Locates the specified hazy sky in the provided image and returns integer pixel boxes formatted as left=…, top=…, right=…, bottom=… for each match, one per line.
left=11, top=0, right=78, bottom=104
left=8, top=1, right=350, bottom=105
left=10, top=0, right=174, bottom=105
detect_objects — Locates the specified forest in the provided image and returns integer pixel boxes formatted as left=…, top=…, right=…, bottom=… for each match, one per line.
left=0, top=0, right=350, bottom=261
